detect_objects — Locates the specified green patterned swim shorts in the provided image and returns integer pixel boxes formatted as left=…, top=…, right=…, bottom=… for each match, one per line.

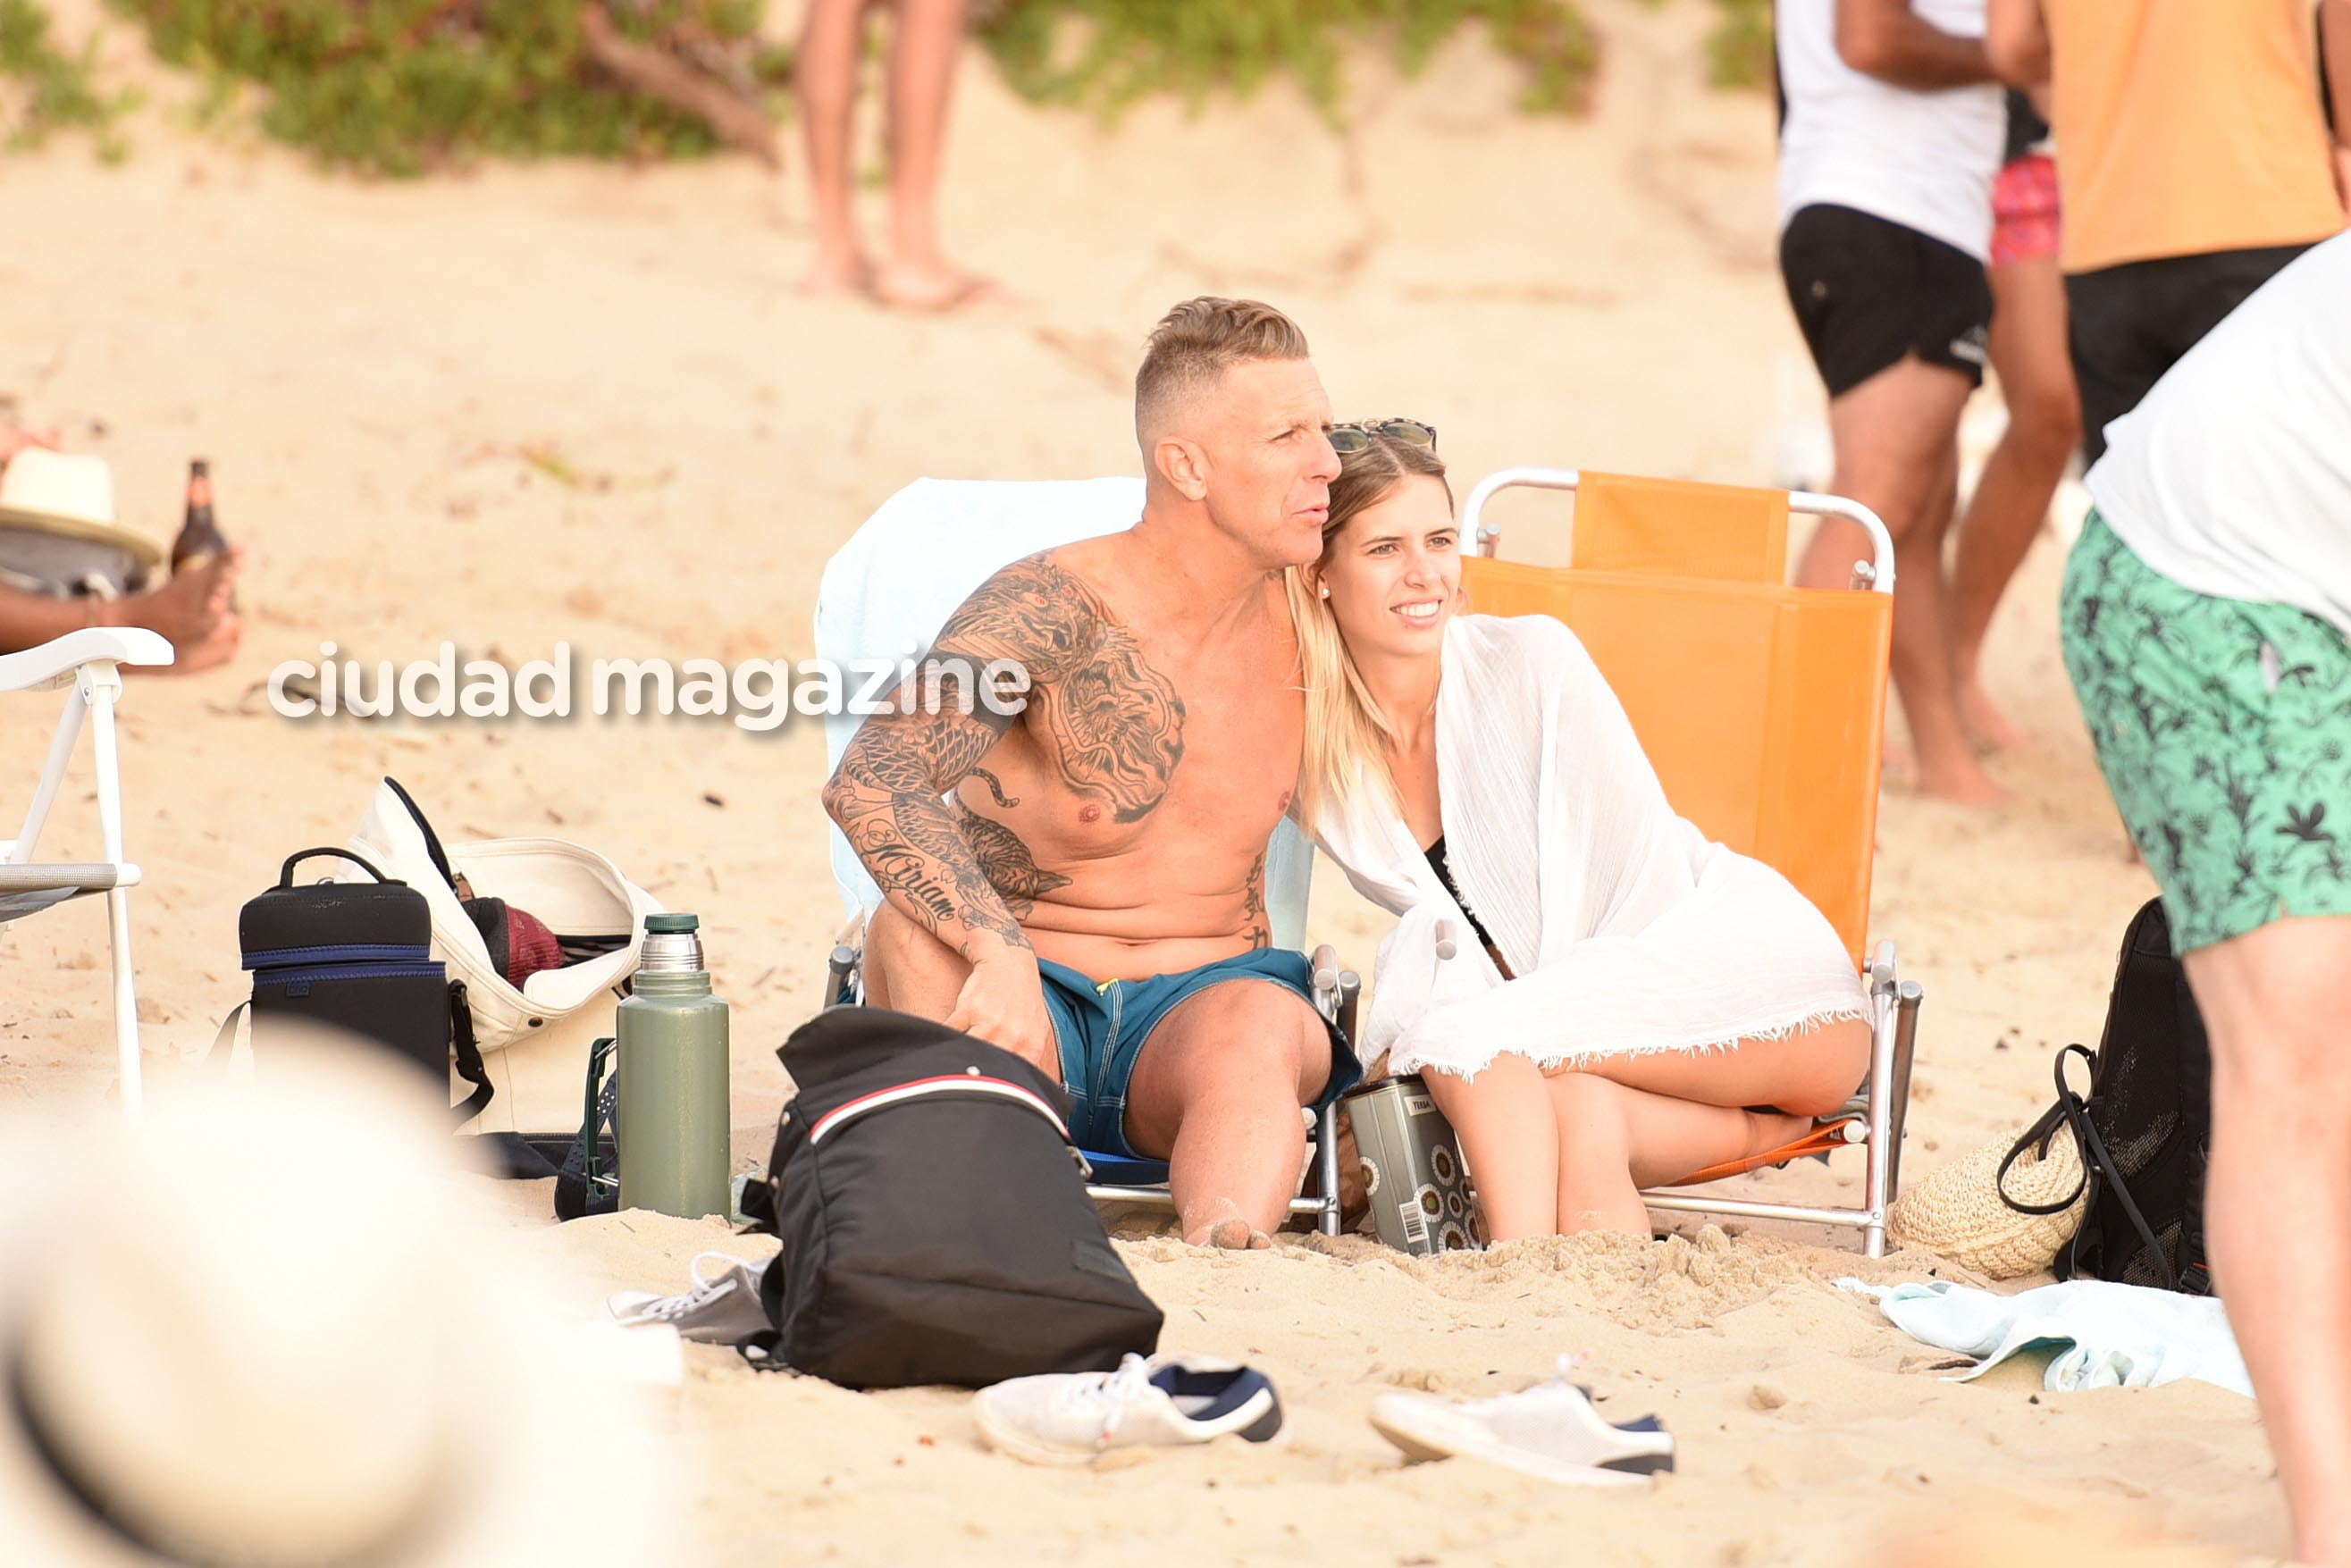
left=2061, top=510, right=2351, bottom=952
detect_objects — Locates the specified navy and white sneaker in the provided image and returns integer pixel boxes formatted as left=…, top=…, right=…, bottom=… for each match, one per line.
left=972, top=1354, right=1285, bottom=1466
left=1370, top=1361, right=1674, bottom=1487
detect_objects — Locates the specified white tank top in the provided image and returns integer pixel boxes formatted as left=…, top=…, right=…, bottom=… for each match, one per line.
left=1775, top=0, right=2003, bottom=262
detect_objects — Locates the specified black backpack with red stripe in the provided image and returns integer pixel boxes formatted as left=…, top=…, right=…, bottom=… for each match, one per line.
left=741, top=1006, right=1163, bottom=1389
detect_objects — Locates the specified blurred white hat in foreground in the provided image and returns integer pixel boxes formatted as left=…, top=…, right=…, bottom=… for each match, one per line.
left=0, top=1030, right=674, bottom=1565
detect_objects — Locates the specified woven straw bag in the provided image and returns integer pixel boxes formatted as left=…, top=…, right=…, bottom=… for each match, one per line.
left=1888, top=1125, right=2087, bottom=1279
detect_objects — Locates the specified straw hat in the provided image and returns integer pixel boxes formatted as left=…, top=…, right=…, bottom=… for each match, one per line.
left=0, top=1036, right=672, bottom=1566
left=1888, top=1123, right=2088, bottom=1280
left=0, top=449, right=165, bottom=571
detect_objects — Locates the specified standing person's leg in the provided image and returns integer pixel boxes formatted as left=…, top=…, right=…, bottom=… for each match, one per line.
left=2182, top=923, right=2351, bottom=1567
left=2061, top=513, right=2351, bottom=1564
left=1797, top=358, right=2002, bottom=803
left=1952, top=250, right=2079, bottom=749
left=871, top=0, right=1001, bottom=310
left=796, top=0, right=873, bottom=295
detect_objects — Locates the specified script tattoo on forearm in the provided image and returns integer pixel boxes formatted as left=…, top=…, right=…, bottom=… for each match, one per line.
left=827, top=700, right=1032, bottom=952
left=822, top=551, right=1183, bottom=958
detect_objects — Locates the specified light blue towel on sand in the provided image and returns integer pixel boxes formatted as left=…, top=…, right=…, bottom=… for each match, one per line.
left=812, top=475, right=1314, bottom=950
left=1835, top=1278, right=2252, bottom=1397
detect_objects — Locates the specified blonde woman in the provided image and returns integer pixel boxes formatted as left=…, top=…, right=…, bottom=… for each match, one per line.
left=1291, top=422, right=1870, bottom=1240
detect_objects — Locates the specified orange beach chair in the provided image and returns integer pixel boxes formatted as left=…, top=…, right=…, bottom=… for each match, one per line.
left=1458, top=467, right=1924, bottom=1256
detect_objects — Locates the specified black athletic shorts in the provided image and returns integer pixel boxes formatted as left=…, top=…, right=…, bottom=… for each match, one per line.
left=2065, top=241, right=2313, bottom=466
left=1780, top=204, right=1993, bottom=398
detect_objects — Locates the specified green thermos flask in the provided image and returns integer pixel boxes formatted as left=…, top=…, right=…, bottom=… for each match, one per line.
left=617, top=912, right=731, bottom=1219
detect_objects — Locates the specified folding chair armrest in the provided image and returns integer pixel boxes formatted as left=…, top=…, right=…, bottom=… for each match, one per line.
left=0, top=862, right=135, bottom=893
left=0, top=627, right=175, bottom=692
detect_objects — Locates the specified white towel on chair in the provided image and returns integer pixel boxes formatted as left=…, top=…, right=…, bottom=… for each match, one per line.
left=1836, top=1277, right=2252, bottom=1396
left=812, top=475, right=1314, bottom=949
left=1307, top=613, right=1866, bottom=1079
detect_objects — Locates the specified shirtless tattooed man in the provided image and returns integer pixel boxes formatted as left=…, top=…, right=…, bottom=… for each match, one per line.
left=823, top=298, right=1359, bottom=1249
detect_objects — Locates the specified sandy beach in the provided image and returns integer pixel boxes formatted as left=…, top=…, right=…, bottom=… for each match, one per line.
left=0, top=0, right=2280, bottom=1560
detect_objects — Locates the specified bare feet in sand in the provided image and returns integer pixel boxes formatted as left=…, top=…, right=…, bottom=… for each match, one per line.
left=868, top=259, right=1016, bottom=314
left=1912, top=755, right=2012, bottom=808
left=126, top=549, right=244, bottom=674
left=1882, top=734, right=2011, bottom=806
left=1189, top=1219, right=1272, bottom=1250
left=1959, top=673, right=2028, bottom=752
left=1181, top=1198, right=1272, bottom=1250
left=799, top=247, right=870, bottom=298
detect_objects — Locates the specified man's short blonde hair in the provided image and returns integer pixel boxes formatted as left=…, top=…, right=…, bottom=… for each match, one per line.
left=1135, top=297, right=1311, bottom=445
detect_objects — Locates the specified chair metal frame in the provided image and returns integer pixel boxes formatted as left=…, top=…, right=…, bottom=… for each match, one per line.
left=1, top=626, right=175, bottom=1122
left=821, top=915, right=1358, bottom=1237
left=1462, top=467, right=1923, bottom=1256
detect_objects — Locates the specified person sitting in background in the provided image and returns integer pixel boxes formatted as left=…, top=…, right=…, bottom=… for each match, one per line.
left=1290, top=423, right=1870, bottom=1241
left=0, top=423, right=242, bottom=671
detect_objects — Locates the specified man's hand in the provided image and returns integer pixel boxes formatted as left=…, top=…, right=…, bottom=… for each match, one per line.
left=127, top=548, right=244, bottom=674
left=945, top=945, right=1061, bottom=1082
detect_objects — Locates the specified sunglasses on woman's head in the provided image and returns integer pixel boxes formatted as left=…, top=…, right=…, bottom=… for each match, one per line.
left=1329, top=418, right=1438, bottom=457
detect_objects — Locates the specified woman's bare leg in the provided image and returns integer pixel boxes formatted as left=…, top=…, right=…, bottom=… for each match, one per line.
left=797, top=0, right=874, bottom=294
left=1570, top=1015, right=1873, bottom=1121
left=1952, top=253, right=2080, bottom=750
left=1547, top=1074, right=1814, bottom=1237
left=872, top=0, right=999, bottom=307
left=1421, top=1055, right=1560, bottom=1242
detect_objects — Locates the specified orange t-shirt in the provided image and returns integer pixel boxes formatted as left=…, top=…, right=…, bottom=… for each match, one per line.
left=2046, top=0, right=2346, bottom=273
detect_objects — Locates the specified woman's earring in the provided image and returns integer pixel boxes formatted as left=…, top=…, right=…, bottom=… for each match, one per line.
left=1319, top=585, right=1331, bottom=600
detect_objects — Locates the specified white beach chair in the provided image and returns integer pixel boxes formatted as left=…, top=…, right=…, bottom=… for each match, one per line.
left=814, top=478, right=1350, bottom=1234
left=1, top=626, right=175, bottom=1119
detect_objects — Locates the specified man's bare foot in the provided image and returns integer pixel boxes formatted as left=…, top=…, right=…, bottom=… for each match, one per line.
left=124, top=549, right=243, bottom=675
left=1191, top=1219, right=1272, bottom=1250
left=869, top=259, right=1017, bottom=314
left=1911, top=753, right=2011, bottom=808
left=799, top=248, right=870, bottom=298
left=1958, top=674, right=2028, bottom=752
left=1181, top=1197, right=1273, bottom=1249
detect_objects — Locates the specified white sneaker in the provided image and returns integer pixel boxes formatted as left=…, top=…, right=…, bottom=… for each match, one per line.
left=606, top=1252, right=774, bottom=1346
left=972, top=1354, right=1285, bottom=1466
left=1369, top=1361, right=1674, bottom=1487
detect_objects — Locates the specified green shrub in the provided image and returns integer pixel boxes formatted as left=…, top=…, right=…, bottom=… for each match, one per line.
left=976, top=0, right=1601, bottom=124
left=109, top=0, right=793, bottom=175
left=1704, top=0, right=1771, bottom=91
left=0, top=0, right=139, bottom=155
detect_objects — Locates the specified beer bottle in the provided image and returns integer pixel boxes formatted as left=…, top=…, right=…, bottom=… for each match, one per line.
left=171, top=457, right=230, bottom=572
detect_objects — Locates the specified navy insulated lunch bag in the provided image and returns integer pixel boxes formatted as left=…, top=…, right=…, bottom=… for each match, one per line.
left=236, top=848, right=491, bottom=1116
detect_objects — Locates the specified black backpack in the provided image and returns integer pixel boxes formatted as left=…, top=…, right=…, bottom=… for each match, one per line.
left=2001, top=898, right=2213, bottom=1294
left=740, top=1007, right=1163, bottom=1389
